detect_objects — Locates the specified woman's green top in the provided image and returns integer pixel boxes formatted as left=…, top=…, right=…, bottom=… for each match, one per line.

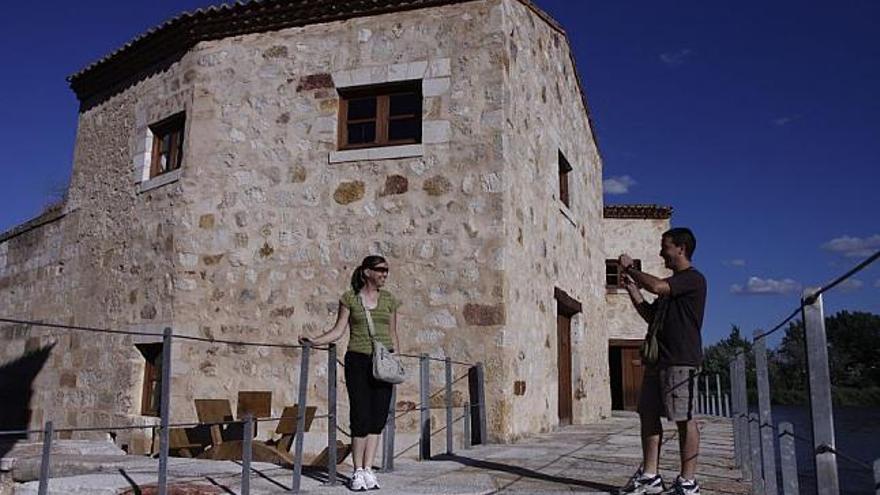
left=341, top=289, right=401, bottom=355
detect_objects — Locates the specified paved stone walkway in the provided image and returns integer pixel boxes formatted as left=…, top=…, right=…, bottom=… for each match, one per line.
left=14, top=413, right=749, bottom=494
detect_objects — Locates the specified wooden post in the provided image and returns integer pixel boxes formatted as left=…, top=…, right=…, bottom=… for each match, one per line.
left=326, top=344, right=338, bottom=485
left=778, top=422, right=799, bottom=495
left=241, top=414, right=253, bottom=495
left=802, top=291, right=840, bottom=495
left=729, top=360, right=742, bottom=469
left=749, top=412, right=765, bottom=495
left=37, top=421, right=53, bottom=495
left=158, top=327, right=173, bottom=495
left=736, top=353, right=752, bottom=480
left=291, top=343, right=311, bottom=493
left=445, top=357, right=453, bottom=455
left=419, top=354, right=431, bottom=461
left=754, top=330, right=778, bottom=495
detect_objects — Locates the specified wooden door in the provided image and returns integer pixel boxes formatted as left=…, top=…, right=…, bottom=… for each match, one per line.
left=557, top=313, right=572, bottom=425
left=621, top=347, right=644, bottom=411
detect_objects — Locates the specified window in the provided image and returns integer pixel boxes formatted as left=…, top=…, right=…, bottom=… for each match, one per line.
left=338, top=81, right=422, bottom=150
left=137, top=343, right=163, bottom=417
left=558, top=151, right=572, bottom=208
left=149, top=113, right=185, bottom=178
left=606, top=259, right=642, bottom=288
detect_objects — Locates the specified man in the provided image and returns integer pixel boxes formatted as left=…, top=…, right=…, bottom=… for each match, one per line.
left=619, top=227, right=707, bottom=495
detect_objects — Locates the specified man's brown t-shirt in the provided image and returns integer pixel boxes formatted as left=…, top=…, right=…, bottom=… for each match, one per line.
left=650, top=267, right=707, bottom=367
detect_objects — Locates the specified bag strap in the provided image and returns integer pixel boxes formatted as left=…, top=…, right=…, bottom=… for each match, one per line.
left=358, top=292, right=378, bottom=342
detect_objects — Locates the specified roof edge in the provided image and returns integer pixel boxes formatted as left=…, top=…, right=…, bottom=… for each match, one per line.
left=603, top=204, right=674, bottom=220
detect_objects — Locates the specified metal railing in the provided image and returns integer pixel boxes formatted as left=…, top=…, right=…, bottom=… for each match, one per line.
left=0, top=321, right=489, bottom=494
left=721, top=249, right=880, bottom=495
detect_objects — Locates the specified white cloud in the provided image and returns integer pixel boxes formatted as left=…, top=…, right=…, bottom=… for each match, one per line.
left=659, top=49, right=693, bottom=67
left=773, top=115, right=800, bottom=126
left=603, top=175, right=637, bottom=195
left=821, top=234, right=880, bottom=258
left=731, top=276, right=802, bottom=295
left=723, top=259, right=747, bottom=267
left=837, top=279, right=864, bottom=292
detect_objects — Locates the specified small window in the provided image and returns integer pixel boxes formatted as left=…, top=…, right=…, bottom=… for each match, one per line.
left=338, top=81, right=422, bottom=150
left=606, top=259, right=642, bottom=288
left=558, top=151, right=572, bottom=208
left=137, top=343, right=163, bottom=417
left=149, top=113, right=185, bottom=178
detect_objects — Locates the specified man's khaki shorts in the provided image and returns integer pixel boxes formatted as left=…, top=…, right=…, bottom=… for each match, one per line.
left=638, top=365, right=700, bottom=422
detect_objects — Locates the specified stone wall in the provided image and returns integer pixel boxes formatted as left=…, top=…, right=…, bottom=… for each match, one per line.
left=603, top=217, right=670, bottom=340
left=0, top=0, right=631, bottom=448
left=496, top=0, right=609, bottom=440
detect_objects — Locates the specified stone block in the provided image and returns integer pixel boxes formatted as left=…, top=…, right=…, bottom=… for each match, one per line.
left=423, top=175, right=451, bottom=196
left=423, top=77, right=450, bottom=97
left=427, top=57, right=452, bottom=77
left=463, top=303, right=505, bottom=326
left=333, top=181, right=365, bottom=205
left=422, top=120, right=451, bottom=144
left=380, top=175, right=408, bottom=196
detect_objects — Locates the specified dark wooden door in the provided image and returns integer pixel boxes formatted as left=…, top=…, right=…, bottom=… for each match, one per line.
left=621, top=347, right=644, bottom=411
left=557, top=314, right=572, bottom=425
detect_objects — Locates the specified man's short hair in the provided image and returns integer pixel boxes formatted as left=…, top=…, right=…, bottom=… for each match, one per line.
left=663, top=227, right=697, bottom=260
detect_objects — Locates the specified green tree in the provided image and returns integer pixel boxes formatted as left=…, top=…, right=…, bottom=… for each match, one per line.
left=702, top=325, right=754, bottom=396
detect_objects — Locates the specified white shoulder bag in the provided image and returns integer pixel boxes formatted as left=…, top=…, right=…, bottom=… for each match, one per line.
left=360, top=293, right=406, bottom=384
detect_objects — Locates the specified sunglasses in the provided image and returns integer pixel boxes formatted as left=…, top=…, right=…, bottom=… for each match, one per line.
left=369, top=266, right=390, bottom=273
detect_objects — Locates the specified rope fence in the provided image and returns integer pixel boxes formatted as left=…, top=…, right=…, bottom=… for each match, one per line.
left=0, top=316, right=489, bottom=494
left=712, top=249, right=880, bottom=495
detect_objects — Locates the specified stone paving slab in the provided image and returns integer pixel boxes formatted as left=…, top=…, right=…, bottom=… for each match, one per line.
left=15, top=413, right=749, bottom=494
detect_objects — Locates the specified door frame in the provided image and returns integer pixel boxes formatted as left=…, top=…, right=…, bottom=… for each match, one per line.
left=554, top=288, right=581, bottom=426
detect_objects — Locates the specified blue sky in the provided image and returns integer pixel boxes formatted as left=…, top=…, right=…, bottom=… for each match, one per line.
left=1, top=1, right=877, bottom=345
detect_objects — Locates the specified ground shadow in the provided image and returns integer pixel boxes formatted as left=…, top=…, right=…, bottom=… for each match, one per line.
left=0, top=343, right=55, bottom=458
left=433, top=453, right=618, bottom=492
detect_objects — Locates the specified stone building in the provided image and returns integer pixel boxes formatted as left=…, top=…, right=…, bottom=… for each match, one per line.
left=603, top=205, right=672, bottom=412
left=0, top=0, right=668, bottom=452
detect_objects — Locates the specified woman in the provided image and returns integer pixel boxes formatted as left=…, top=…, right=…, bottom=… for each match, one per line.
left=300, top=255, right=401, bottom=491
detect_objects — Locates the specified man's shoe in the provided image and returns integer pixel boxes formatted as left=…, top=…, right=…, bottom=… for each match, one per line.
left=664, top=476, right=700, bottom=495
left=349, top=468, right=368, bottom=491
left=363, top=468, right=381, bottom=490
left=620, top=467, right=665, bottom=494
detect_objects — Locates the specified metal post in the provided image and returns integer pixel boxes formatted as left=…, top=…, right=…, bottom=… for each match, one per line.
left=158, top=327, right=173, bottom=495
left=37, top=421, right=53, bottom=495
left=749, top=412, right=765, bottom=495
left=476, top=363, right=487, bottom=445
left=754, top=330, right=778, bottom=495
left=241, top=414, right=253, bottom=495
left=419, top=354, right=430, bottom=461
left=292, top=343, right=311, bottom=493
left=382, top=386, right=396, bottom=472
left=736, top=353, right=752, bottom=480
left=326, top=344, right=338, bottom=485
left=729, top=360, right=742, bottom=468
left=778, top=422, right=799, bottom=495
left=445, top=357, right=453, bottom=455
left=463, top=404, right=471, bottom=450
left=803, top=291, right=840, bottom=495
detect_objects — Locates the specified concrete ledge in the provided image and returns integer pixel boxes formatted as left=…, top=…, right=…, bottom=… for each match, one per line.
left=329, top=144, right=423, bottom=163
left=137, top=168, right=181, bottom=193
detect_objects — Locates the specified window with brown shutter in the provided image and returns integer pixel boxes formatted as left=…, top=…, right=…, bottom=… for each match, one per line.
left=137, top=343, right=163, bottom=417
left=559, top=151, right=572, bottom=208
left=149, top=113, right=185, bottom=178
left=338, top=81, right=422, bottom=150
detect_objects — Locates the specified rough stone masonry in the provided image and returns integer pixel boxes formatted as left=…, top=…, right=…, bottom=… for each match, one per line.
left=0, top=0, right=667, bottom=453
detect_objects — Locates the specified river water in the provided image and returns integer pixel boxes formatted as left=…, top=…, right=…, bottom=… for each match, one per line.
left=756, top=405, right=880, bottom=494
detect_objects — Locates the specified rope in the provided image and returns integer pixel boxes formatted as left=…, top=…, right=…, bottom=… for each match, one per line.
left=0, top=317, right=156, bottom=337
left=806, top=249, right=880, bottom=305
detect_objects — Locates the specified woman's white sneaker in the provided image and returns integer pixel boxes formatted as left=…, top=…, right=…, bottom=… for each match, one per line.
left=363, top=468, right=381, bottom=490
left=349, top=468, right=368, bottom=491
